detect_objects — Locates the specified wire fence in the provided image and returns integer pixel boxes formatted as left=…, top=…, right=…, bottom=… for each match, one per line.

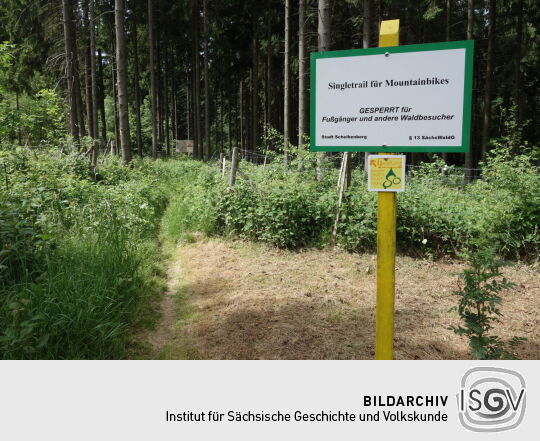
left=213, top=148, right=485, bottom=186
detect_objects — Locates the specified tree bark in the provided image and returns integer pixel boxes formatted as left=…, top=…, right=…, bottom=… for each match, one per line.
left=192, top=0, right=202, bottom=158
left=62, top=0, right=79, bottom=141
left=133, top=18, right=143, bottom=157
left=156, top=35, right=163, bottom=149
left=363, top=0, right=372, bottom=171
left=363, top=0, right=372, bottom=49
left=148, top=0, right=158, bottom=158
left=186, top=84, right=190, bottom=140
left=298, top=0, right=308, bottom=149
left=97, top=49, right=107, bottom=146
left=318, top=0, right=330, bottom=51
left=251, top=13, right=259, bottom=152
left=70, top=6, right=85, bottom=139
left=443, top=0, right=452, bottom=163
left=203, top=0, right=210, bottom=159
left=164, top=47, right=170, bottom=156
left=266, top=14, right=272, bottom=134
left=89, top=0, right=99, bottom=166
left=239, top=79, right=244, bottom=150
left=317, top=0, right=331, bottom=180
left=446, top=0, right=452, bottom=42
left=84, top=44, right=93, bottom=137
left=515, top=0, right=523, bottom=127
left=284, top=0, right=290, bottom=164
left=111, top=28, right=120, bottom=155
left=115, top=0, right=132, bottom=163
left=464, top=0, right=474, bottom=174
left=481, top=0, right=496, bottom=159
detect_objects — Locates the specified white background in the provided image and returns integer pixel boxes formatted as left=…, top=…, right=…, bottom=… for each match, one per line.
left=0, top=361, right=537, bottom=440
left=315, top=48, right=466, bottom=147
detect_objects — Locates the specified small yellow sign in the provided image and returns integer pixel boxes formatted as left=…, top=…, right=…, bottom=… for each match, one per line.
left=368, top=155, right=406, bottom=192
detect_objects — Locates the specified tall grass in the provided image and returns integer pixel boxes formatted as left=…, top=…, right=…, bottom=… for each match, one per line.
left=0, top=150, right=185, bottom=359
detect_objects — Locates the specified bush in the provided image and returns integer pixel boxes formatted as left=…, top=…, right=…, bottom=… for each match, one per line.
left=450, top=248, right=526, bottom=359
left=218, top=180, right=333, bottom=247
left=159, top=151, right=538, bottom=259
left=0, top=149, right=182, bottom=359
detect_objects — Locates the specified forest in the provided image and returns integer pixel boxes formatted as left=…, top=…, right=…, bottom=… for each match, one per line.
left=0, top=0, right=539, bottom=360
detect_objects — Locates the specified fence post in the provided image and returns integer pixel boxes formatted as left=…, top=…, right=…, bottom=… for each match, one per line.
left=229, top=147, right=239, bottom=187
left=219, top=153, right=225, bottom=176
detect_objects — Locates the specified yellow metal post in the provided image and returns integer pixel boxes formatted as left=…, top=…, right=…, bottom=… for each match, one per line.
left=375, top=19, right=399, bottom=360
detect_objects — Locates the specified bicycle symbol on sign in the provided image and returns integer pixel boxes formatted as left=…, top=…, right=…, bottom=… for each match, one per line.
left=382, top=168, right=401, bottom=189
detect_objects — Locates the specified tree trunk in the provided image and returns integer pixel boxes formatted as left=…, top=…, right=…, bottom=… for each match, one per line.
left=89, top=0, right=99, bottom=166
left=62, top=0, right=79, bottom=140
left=70, top=6, right=85, bottom=139
left=203, top=0, right=210, bottom=159
left=266, top=15, right=272, bottom=135
left=164, top=48, right=170, bottom=156
left=228, top=96, right=232, bottom=153
left=515, top=0, right=523, bottom=128
left=298, top=0, right=308, bottom=149
left=481, top=0, right=496, bottom=159
left=133, top=19, right=143, bottom=157
left=84, top=38, right=93, bottom=140
left=318, top=0, right=330, bottom=51
left=186, top=84, right=190, bottom=140
left=446, top=0, right=452, bottom=41
left=97, top=49, right=107, bottom=146
left=239, top=80, right=244, bottom=150
left=115, top=0, right=132, bottom=164
left=156, top=36, right=163, bottom=150
left=443, top=0, right=451, bottom=163
left=363, top=0, right=372, bottom=171
left=111, top=28, right=120, bottom=155
left=251, top=14, right=259, bottom=152
left=148, top=0, right=158, bottom=158
left=464, top=0, right=474, bottom=175
left=75, top=72, right=86, bottom=138
left=363, top=0, right=372, bottom=49
left=192, top=0, right=202, bottom=158
left=317, top=0, right=331, bottom=180
left=283, top=0, right=290, bottom=164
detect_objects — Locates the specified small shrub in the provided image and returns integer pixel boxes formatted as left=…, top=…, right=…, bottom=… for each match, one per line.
left=449, top=248, right=526, bottom=359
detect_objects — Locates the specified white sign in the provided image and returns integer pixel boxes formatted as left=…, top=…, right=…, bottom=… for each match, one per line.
left=310, top=41, right=473, bottom=153
left=175, top=140, right=194, bottom=154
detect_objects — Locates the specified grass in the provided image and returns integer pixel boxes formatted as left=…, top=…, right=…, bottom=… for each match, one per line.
left=152, top=237, right=539, bottom=360
left=0, top=151, right=195, bottom=359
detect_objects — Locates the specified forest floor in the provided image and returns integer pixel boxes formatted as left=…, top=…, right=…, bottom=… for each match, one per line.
left=142, top=237, right=540, bottom=360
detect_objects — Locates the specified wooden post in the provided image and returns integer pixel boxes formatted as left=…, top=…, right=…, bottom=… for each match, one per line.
left=337, top=153, right=346, bottom=189
left=229, top=146, right=239, bottom=187
left=331, top=152, right=349, bottom=246
left=375, top=19, right=399, bottom=361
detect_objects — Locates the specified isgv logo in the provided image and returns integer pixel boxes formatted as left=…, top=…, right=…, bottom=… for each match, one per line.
left=457, top=367, right=526, bottom=432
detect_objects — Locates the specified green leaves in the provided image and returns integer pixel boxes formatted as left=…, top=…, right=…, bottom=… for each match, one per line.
left=0, top=150, right=180, bottom=359
left=450, top=249, right=526, bottom=360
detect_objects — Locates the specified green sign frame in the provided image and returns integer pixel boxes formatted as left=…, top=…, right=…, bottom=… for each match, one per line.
left=309, top=40, right=474, bottom=153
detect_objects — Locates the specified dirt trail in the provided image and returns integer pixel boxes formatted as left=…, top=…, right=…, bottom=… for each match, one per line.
left=141, top=244, right=186, bottom=358
left=149, top=238, right=540, bottom=360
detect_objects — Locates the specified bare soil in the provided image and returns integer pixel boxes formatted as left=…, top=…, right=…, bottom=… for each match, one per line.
left=151, top=238, right=540, bottom=360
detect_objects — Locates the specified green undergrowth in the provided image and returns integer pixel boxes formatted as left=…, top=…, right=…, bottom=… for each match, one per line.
left=161, top=148, right=539, bottom=261
left=2, top=144, right=537, bottom=358
left=0, top=148, right=194, bottom=359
